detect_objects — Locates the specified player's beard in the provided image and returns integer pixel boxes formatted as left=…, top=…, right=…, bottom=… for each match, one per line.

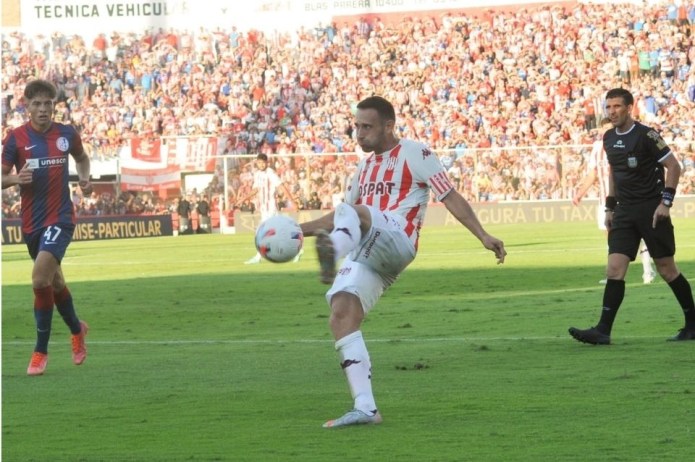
left=357, top=135, right=382, bottom=154
left=357, top=141, right=374, bottom=153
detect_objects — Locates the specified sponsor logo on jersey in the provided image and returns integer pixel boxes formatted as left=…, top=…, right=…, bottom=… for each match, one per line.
left=612, top=140, right=625, bottom=149
left=422, top=148, right=433, bottom=159
left=40, top=157, right=68, bottom=168
left=26, top=157, right=67, bottom=168
left=359, top=182, right=395, bottom=196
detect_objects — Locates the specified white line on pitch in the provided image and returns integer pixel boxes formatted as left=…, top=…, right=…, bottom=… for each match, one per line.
left=0, top=335, right=667, bottom=346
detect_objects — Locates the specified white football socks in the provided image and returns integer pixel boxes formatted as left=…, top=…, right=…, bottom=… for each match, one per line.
left=330, top=203, right=362, bottom=259
left=641, top=244, right=654, bottom=277
left=335, top=330, right=377, bottom=413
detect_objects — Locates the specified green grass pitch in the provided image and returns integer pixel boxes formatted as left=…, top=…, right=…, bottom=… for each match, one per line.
left=2, top=220, right=694, bottom=461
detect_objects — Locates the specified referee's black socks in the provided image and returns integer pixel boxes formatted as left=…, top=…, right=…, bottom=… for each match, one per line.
left=668, top=273, right=695, bottom=329
left=597, top=279, right=626, bottom=335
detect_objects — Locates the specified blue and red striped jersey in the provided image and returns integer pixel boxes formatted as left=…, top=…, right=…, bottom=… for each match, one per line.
left=2, top=122, right=83, bottom=234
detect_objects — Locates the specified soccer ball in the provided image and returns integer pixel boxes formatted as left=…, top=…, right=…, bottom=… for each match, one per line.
left=255, top=215, right=304, bottom=263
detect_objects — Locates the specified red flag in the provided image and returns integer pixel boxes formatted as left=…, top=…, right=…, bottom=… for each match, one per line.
left=131, top=137, right=162, bottom=162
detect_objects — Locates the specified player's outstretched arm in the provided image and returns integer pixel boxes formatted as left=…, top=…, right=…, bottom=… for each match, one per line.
left=441, top=189, right=507, bottom=264
left=572, top=169, right=597, bottom=206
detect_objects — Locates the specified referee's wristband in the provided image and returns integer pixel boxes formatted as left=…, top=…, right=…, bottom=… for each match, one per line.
left=662, top=187, right=675, bottom=208
left=605, top=196, right=617, bottom=212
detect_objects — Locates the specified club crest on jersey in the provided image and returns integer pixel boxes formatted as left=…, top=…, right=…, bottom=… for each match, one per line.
left=56, top=137, right=69, bottom=152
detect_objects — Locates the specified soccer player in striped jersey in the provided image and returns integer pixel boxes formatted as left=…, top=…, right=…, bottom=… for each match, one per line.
left=2, top=79, right=92, bottom=376
left=299, top=96, right=507, bottom=428
left=238, top=153, right=301, bottom=264
left=573, top=117, right=656, bottom=284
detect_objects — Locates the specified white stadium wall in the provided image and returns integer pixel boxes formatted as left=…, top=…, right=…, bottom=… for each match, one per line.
left=8, top=0, right=579, bottom=39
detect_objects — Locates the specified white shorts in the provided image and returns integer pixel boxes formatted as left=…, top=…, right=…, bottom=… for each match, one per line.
left=326, top=207, right=416, bottom=313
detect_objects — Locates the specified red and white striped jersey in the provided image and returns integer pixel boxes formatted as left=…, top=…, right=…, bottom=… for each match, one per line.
left=344, top=139, right=454, bottom=248
left=253, top=167, right=282, bottom=216
left=587, top=140, right=610, bottom=205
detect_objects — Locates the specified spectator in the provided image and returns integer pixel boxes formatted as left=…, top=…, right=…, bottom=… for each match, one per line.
left=177, top=194, right=192, bottom=234
left=196, top=195, right=211, bottom=233
left=0, top=1, right=693, bottom=216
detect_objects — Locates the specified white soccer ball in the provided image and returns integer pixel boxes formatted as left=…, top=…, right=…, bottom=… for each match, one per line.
left=254, top=215, right=304, bottom=263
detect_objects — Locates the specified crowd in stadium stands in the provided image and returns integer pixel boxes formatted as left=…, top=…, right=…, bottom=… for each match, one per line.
left=2, top=1, right=695, bottom=219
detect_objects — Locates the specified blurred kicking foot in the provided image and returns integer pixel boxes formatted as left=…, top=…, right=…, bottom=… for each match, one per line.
left=315, top=230, right=336, bottom=284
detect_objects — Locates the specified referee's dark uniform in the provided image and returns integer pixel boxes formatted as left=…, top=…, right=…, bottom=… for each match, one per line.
left=603, top=122, right=674, bottom=260
left=569, top=87, right=695, bottom=344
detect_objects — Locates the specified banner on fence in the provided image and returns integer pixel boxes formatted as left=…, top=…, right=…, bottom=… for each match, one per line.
left=131, top=137, right=162, bottom=163
left=232, top=197, right=695, bottom=233
left=2, top=215, right=174, bottom=245
left=120, top=166, right=182, bottom=192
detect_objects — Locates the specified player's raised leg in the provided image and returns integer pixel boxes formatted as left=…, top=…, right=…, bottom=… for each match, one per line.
left=316, top=203, right=365, bottom=284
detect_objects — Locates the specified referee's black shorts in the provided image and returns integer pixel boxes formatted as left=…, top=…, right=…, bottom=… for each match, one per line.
left=608, top=197, right=676, bottom=260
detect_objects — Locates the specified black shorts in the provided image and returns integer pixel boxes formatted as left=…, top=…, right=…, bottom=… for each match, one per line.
left=608, top=197, right=675, bottom=260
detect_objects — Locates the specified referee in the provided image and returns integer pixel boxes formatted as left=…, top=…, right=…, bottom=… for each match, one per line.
left=569, top=87, right=695, bottom=344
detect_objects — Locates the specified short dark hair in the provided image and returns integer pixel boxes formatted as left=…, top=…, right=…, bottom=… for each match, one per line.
left=605, top=88, right=634, bottom=106
left=24, top=79, right=57, bottom=100
left=356, top=96, right=396, bottom=122
left=256, top=153, right=268, bottom=162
